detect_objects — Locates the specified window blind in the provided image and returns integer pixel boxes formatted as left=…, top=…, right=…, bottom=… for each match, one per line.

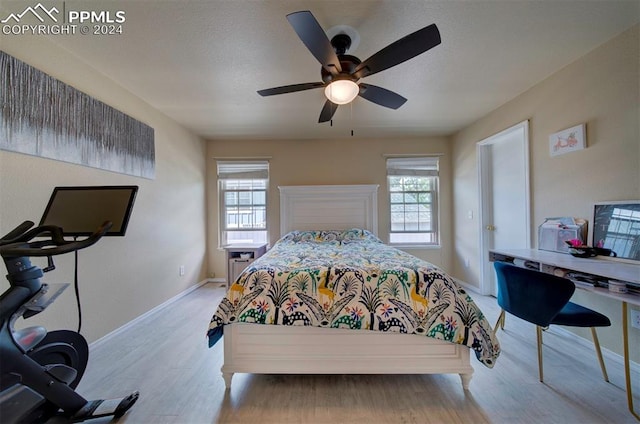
left=386, top=157, right=439, bottom=177
left=217, top=160, right=269, bottom=180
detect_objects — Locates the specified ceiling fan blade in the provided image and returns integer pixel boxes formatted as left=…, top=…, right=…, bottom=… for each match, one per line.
left=352, top=23, right=441, bottom=79
left=318, top=99, right=339, bottom=123
left=257, top=82, right=325, bottom=96
left=358, top=83, right=407, bottom=109
left=287, top=11, right=342, bottom=75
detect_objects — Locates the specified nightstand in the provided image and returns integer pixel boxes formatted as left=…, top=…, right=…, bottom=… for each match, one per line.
left=223, top=243, right=267, bottom=284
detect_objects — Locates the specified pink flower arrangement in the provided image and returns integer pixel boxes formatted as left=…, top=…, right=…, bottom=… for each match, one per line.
left=566, top=239, right=584, bottom=248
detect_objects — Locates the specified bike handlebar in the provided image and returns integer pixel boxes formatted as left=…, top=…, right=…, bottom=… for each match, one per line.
left=0, top=221, right=113, bottom=258
left=0, top=221, right=36, bottom=242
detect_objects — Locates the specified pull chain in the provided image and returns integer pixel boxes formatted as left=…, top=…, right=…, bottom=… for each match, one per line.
left=350, top=101, right=354, bottom=136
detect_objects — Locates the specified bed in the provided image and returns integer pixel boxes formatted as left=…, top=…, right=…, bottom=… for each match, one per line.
left=207, top=185, right=500, bottom=390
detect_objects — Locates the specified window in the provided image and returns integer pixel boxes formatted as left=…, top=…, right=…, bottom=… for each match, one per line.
left=217, top=160, right=268, bottom=246
left=387, top=157, right=439, bottom=246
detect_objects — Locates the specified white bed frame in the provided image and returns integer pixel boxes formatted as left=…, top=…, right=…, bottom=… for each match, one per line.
left=221, top=185, right=474, bottom=389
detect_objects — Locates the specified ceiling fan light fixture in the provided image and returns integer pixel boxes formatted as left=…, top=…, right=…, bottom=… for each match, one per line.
left=324, top=80, right=359, bottom=105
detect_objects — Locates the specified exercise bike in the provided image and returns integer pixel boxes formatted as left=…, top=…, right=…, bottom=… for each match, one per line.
left=0, top=220, right=139, bottom=423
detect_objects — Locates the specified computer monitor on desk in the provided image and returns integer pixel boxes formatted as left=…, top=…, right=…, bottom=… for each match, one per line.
left=593, top=201, right=640, bottom=262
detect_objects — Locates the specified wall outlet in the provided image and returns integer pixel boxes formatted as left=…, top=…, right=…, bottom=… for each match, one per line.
left=179, top=265, right=185, bottom=276
left=631, top=309, right=640, bottom=330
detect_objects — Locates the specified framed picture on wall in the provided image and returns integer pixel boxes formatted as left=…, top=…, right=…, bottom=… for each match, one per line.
left=549, top=123, right=586, bottom=156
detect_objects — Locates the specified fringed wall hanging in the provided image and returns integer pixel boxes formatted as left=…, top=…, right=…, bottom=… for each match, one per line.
left=0, top=51, right=155, bottom=179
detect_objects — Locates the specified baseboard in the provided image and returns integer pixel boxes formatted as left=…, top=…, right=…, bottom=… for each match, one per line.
left=453, top=277, right=482, bottom=295
left=549, top=326, right=640, bottom=379
left=209, top=277, right=227, bottom=287
left=89, top=279, right=210, bottom=350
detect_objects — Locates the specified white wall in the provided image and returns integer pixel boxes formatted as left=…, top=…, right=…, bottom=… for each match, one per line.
left=0, top=37, right=208, bottom=343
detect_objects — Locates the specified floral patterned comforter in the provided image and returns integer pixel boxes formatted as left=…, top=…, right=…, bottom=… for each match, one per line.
left=207, top=229, right=500, bottom=368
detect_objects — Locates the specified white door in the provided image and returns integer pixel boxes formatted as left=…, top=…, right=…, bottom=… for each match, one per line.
left=478, top=121, right=531, bottom=295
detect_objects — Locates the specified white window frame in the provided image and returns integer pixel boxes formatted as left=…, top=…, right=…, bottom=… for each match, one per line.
left=217, top=160, right=269, bottom=247
left=387, top=156, right=440, bottom=247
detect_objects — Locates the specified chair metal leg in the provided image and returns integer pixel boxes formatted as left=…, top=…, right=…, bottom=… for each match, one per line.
left=590, top=327, right=609, bottom=382
left=536, top=325, right=544, bottom=382
left=622, top=302, right=640, bottom=420
left=494, top=310, right=505, bottom=333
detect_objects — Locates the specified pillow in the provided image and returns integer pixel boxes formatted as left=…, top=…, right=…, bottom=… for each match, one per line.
left=280, top=229, right=382, bottom=244
left=279, top=230, right=328, bottom=243
left=341, top=228, right=382, bottom=244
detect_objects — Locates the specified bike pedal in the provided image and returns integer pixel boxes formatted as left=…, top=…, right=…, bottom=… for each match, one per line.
left=71, top=391, right=139, bottom=422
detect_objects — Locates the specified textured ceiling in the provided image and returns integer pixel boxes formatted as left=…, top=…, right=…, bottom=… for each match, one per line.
left=5, top=0, right=639, bottom=140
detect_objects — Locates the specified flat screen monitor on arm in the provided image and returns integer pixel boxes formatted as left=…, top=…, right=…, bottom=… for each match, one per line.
left=39, top=186, right=138, bottom=237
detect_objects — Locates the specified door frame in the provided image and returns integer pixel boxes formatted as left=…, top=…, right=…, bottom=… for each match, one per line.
left=477, top=120, right=531, bottom=295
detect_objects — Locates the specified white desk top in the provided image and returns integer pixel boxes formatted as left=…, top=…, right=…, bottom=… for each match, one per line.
left=490, top=248, right=640, bottom=307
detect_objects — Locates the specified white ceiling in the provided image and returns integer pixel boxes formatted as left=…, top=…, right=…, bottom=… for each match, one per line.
left=27, top=0, right=640, bottom=140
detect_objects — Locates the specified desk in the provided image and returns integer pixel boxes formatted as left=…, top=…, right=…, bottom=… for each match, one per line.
left=490, top=248, right=640, bottom=420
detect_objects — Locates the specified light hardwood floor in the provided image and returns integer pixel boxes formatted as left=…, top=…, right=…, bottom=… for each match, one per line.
left=69, top=283, right=639, bottom=424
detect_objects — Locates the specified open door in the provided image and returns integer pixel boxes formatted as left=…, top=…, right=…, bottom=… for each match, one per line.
left=478, top=121, right=531, bottom=295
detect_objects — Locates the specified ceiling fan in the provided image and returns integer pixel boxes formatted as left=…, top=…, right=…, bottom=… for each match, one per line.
left=257, top=10, right=441, bottom=123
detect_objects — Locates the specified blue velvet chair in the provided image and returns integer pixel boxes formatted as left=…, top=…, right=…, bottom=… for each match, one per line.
left=493, top=261, right=610, bottom=382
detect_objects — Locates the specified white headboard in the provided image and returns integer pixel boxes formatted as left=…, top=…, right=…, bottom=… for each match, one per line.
left=279, top=185, right=379, bottom=237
